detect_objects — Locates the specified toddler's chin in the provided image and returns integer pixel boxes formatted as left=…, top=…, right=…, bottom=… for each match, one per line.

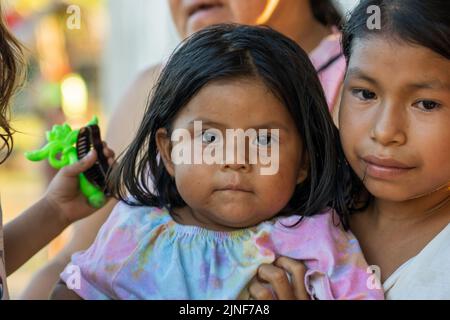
left=214, top=208, right=274, bottom=229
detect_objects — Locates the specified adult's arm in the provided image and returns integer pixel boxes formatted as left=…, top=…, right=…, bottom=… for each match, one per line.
left=50, top=280, right=83, bottom=300
left=106, top=64, right=162, bottom=155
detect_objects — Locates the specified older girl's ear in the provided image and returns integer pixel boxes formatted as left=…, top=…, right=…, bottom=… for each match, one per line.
left=155, top=128, right=175, bottom=177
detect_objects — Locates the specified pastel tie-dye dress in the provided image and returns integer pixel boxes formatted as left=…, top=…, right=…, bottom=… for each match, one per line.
left=60, top=201, right=384, bottom=300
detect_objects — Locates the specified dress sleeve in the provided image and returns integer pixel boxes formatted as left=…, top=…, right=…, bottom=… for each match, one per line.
left=271, top=210, right=384, bottom=300
left=60, top=201, right=141, bottom=300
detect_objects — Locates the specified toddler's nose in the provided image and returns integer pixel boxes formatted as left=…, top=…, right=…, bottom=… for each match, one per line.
left=222, top=162, right=250, bottom=172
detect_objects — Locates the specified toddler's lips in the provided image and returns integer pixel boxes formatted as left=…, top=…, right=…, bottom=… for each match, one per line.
left=216, top=184, right=253, bottom=193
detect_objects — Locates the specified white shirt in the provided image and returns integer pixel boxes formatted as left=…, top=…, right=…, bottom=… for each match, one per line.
left=383, top=223, right=450, bottom=299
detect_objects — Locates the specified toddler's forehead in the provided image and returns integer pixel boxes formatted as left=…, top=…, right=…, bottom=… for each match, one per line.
left=171, top=79, right=295, bottom=131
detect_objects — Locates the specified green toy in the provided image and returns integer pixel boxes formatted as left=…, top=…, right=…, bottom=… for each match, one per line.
left=25, top=116, right=106, bottom=208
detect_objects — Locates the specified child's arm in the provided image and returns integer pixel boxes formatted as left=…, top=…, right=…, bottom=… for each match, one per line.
left=50, top=280, right=83, bottom=300
left=4, top=147, right=114, bottom=276
left=4, top=198, right=70, bottom=276
left=18, top=199, right=117, bottom=299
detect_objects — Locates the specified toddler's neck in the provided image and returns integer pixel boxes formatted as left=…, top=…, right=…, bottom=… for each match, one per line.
left=171, top=206, right=264, bottom=232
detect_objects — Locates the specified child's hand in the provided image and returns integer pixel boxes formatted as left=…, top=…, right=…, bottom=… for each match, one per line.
left=248, top=257, right=310, bottom=300
left=42, top=142, right=115, bottom=226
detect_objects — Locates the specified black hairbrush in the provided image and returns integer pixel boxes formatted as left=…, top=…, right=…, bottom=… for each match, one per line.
left=76, top=124, right=111, bottom=195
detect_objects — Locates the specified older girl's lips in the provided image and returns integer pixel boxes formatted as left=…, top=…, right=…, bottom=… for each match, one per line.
left=361, top=155, right=415, bottom=180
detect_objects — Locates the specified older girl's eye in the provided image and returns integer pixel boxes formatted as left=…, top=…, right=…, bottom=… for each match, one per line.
left=202, top=130, right=220, bottom=144
left=413, top=100, right=441, bottom=112
left=351, top=88, right=377, bottom=101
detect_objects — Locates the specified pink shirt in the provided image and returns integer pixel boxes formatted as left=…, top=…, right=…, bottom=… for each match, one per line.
left=309, top=30, right=346, bottom=111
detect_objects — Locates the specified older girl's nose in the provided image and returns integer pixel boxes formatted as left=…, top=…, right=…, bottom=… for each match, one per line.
left=370, top=101, right=407, bottom=146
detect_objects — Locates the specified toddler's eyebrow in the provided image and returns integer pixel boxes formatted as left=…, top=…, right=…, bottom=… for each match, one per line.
left=188, top=119, right=224, bottom=128
left=188, top=118, right=289, bottom=132
left=251, top=123, right=290, bottom=132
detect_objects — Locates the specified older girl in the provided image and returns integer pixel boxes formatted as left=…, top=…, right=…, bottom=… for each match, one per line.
left=249, top=0, right=450, bottom=300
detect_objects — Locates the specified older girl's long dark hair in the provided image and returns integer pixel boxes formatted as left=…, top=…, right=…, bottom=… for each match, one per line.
left=0, top=4, right=24, bottom=163
left=342, top=0, right=450, bottom=62
left=110, top=24, right=359, bottom=229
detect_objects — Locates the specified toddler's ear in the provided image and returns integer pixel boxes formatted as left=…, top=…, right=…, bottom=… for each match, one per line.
left=155, top=128, right=175, bottom=177
left=296, top=167, right=308, bottom=184
left=296, top=152, right=309, bottom=184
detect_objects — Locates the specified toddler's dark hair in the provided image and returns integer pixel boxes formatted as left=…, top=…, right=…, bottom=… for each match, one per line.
left=110, top=24, right=360, bottom=229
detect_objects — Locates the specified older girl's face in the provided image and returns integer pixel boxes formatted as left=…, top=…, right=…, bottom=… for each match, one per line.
left=169, top=0, right=287, bottom=38
left=339, top=37, right=450, bottom=202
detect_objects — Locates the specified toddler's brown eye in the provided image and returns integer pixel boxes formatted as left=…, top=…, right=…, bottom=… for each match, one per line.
left=202, top=130, right=219, bottom=144
left=255, top=134, right=271, bottom=146
left=252, top=132, right=279, bottom=148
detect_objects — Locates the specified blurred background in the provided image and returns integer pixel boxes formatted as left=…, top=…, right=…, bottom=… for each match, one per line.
left=2, top=0, right=358, bottom=298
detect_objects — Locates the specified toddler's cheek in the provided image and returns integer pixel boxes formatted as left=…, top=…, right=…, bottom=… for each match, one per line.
left=175, top=167, right=212, bottom=201
left=256, top=181, right=295, bottom=211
